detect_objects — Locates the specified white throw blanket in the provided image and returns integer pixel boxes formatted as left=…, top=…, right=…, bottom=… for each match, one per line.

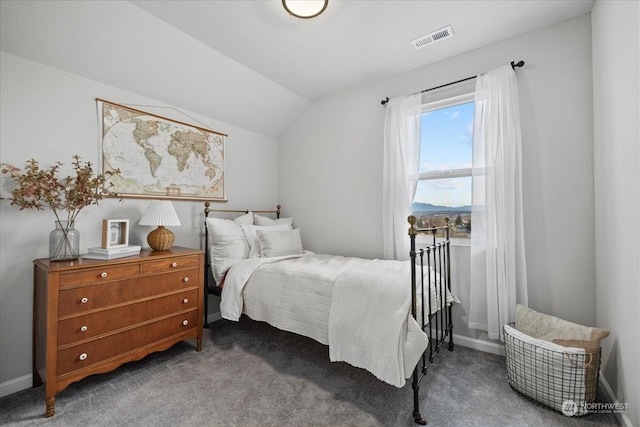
left=220, top=254, right=305, bottom=321
left=328, top=259, right=429, bottom=387
left=220, top=253, right=458, bottom=388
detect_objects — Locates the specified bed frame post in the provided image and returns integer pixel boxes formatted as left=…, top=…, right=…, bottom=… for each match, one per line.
left=203, top=202, right=211, bottom=329
left=445, top=218, right=454, bottom=351
left=408, top=215, right=427, bottom=425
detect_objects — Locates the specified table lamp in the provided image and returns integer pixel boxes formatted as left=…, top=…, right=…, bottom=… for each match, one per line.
left=138, top=200, right=181, bottom=250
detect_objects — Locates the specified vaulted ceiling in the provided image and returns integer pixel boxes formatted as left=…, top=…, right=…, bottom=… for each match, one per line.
left=1, top=0, right=595, bottom=137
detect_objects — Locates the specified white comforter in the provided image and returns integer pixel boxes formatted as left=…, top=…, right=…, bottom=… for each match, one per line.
left=220, top=253, right=457, bottom=388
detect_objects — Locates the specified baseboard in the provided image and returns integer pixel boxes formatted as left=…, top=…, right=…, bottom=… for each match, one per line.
left=0, top=373, right=32, bottom=398
left=598, top=373, right=635, bottom=427
left=451, top=333, right=505, bottom=356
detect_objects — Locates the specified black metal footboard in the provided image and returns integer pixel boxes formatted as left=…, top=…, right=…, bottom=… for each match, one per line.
left=408, top=215, right=453, bottom=425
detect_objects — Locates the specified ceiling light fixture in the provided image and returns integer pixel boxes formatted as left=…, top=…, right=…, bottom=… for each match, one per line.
left=282, top=0, right=328, bottom=19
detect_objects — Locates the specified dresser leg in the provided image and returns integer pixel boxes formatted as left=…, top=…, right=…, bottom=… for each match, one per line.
left=45, top=396, right=55, bottom=417
left=196, top=336, right=202, bottom=352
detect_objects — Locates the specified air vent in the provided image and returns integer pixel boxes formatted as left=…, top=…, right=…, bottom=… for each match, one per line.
left=411, top=25, right=454, bottom=49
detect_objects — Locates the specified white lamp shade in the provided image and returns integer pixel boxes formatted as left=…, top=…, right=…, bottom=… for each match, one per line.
left=139, top=200, right=181, bottom=226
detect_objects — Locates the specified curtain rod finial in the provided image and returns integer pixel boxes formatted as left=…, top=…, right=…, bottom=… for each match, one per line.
left=511, top=60, right=525, bottom=69
left=381, top=97, right=389, bottom=106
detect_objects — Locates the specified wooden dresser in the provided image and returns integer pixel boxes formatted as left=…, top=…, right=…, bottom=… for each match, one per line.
left=32, top=246, right=204, bottom=417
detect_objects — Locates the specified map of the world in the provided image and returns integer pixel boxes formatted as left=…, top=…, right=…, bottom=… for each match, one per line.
left=100, top=100, right=225, bottom=200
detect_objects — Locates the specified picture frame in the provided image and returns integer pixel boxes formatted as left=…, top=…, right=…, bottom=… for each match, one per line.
left=97, top=98, right=227, bottom=201
left=102, top=219, right=130, bottom=249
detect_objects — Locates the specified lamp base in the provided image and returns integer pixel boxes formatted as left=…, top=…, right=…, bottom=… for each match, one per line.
left=147, top=226, right=175, bottom=251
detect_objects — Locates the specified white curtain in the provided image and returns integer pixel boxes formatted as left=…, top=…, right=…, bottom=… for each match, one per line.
left=382, top=93, right=421, bottom=260
left=469, top=65, right=528, bottom=341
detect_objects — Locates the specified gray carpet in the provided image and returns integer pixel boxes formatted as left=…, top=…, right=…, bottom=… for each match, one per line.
left=0, top=316, right=620, bottom=427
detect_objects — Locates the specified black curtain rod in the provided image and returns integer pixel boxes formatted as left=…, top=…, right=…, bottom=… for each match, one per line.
left=380, top=60, right=525, bottom=105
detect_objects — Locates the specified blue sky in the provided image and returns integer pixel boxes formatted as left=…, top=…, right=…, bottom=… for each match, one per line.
left=414, top=101, right=474, bottom=208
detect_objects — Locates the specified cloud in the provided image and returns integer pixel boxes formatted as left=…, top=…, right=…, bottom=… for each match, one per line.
left=432, top=178, right=465, bottom=190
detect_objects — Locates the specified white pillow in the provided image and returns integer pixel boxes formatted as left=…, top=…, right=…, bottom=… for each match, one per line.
left=241, top=224, right=292, bottom=257
left=234, top=211, right=254, bottom=225
left=205, top=217, right=250, bottom=283
left=258, top=228, right=303, bottom=257
left=253, top=213, right=293, bottom=228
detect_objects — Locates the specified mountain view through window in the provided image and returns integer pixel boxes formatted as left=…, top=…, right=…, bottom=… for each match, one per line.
left=413, top=99, right=474, bottom=238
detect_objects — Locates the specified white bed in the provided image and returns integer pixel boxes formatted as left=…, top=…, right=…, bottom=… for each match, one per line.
left=202, top=203, right=457, bottom=424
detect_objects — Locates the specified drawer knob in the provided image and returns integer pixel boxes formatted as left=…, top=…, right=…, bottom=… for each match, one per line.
left=79, top=353, right=88, bottom=361
left=183, top=277, right=190, bottom=283
left=183, top=298, right=189, bottom=304
left=182, top=320, right=189, bottom=326
left=80, top=325, right=88, bottom=332
left=80, top=297, right=89, bottom=304
left=100, top=272, right=108, bottom=278
left=171, top=262, right=178, bottom=268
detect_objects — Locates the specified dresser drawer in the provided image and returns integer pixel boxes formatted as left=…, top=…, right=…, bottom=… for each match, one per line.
left=57, top=288, right=199, bottom=346
left=59, top=264, right=140, bottom=288
left=141, top=255, right=200, bottom=274
left=58, top=269, right=198, bottom=317
left=57, top=309, right=199, bottom=376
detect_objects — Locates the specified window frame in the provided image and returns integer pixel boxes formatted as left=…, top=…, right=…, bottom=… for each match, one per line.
left=414, top=91, right=475, bottom=245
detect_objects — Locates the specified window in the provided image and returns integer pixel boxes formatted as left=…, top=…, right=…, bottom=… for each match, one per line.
left=412, top=93, right=474, bottom=238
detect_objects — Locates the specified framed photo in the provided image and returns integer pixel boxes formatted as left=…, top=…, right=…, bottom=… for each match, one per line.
left=102, top=219, right=129, bottom=249
left=98, top=98, right=227, bottom=201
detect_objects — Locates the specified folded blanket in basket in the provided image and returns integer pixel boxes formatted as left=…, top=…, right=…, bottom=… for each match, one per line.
left=515, top=304, right=609, bottom=347
left=504, top=324, right=591, bottom=416
left=509, top=305, right=610, bottom=414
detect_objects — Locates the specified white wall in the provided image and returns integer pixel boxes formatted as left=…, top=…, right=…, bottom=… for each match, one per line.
left=0, top=51, right=279, bottom=396
left=0, top=0, right=309, bottom=138
left=592, top=1, right=640, bottom=426
left=279, top=15, right=596, bottom=344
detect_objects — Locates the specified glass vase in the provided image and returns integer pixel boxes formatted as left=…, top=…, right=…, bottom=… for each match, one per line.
left=49, top=220, right=80, bottom=261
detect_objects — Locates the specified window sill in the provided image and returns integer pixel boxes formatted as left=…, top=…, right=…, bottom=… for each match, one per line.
left=415, top=236, right=470, bottom=247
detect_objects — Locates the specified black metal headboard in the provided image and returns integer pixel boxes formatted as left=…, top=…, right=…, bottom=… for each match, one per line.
left=203, top=201, right=281, bottom=219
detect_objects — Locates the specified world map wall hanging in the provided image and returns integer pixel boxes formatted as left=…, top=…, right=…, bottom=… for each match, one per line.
left=97, top=98, right=226, bottom=201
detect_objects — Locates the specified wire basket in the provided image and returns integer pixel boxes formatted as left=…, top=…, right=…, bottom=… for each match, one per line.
left=504, top=323, right=600, bottom=416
